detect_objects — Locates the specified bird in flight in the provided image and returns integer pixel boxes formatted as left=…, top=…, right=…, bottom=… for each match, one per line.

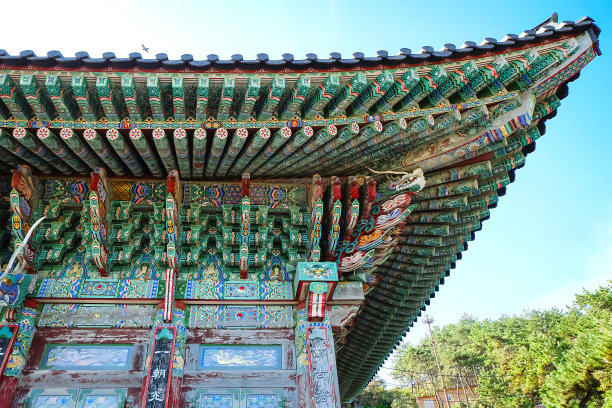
left=142, top=44, right=150, bottom=53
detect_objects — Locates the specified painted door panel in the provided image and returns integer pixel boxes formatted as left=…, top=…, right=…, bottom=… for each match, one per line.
left=194, top=388, right=286, bottom=408
left=28, top=389, right=125, bottom=408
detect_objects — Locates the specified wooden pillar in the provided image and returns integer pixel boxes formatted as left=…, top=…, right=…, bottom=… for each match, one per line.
left=0, top=300, right=39, bottom=408
left=294, top=262, right=340, bottom=407
left=139, top=302, right=186, bottom=408
left=295, top=309, right=341, bottom=408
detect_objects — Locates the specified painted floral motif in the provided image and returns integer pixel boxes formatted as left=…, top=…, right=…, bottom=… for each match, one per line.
left=245, top=394, right=281, bottom=408
left=200, top=394, right=234, bottom=408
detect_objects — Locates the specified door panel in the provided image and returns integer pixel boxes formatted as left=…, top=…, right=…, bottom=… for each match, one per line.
left=195, top=388, right=285, bottom=408
left=28, top=389, right=125, bottom=408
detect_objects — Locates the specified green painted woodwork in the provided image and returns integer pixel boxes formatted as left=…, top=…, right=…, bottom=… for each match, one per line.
left=13, top=127, right=72, bottom=173
left=0, top=27, right=598, bottom=404
left=82, top=128, right=125, bottom=175
left=172, top=76, right=186, bottom=121
left=192, top=128, right=207, bottom=178
left=348, top=71, right=394, bottom=117
left=173, top=127, right=191, bottom=178
left=304, top=74, right=340, bottom=119
left=216, top=128, right=249, bottom=177
left=374, top=69, right=419, bottom=114
left=70, top=75, right=97, bottom=120
left=228, top=127, right=272, bottom=177
left=326, top=72, right=368, bottom=118
left=45, top=75, right=77, bottom=120
left=205, top=127, right=229, bottom=177
left=129, top=128, right=163, bottom=177
left=121, top=76, right=144, bottom=120
left=152, top=127, right=178, bottom=173
left=0, top=74, right=30, bottom=120
left=0, top=129, right=54, bottom=173
left=257, top=76, right=285, bottom=120
left=36, top=128, right=88, bottom=173
left=20, top=74, right=55, bottom=120
left=105, top=128, right=144, bottom=177
left=281, top=75, right=311, bottom=119
left=237, top=78, right=261, bottom=121
left=95, top=77, right=120, bottom=122
left=196, top=76, right=209, bottom=122
left=243, top=127, right=292, bottom=174
left=217, top=77, right=235, bottom=121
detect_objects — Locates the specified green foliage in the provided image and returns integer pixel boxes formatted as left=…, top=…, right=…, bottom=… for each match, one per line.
left=380, top=282, right=612, bottom=408
left=356, top=378, right=418, bottom=408
left=541, top=284, right=612, bottom=408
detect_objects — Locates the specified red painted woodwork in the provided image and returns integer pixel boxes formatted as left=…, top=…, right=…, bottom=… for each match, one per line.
left=0, top=376, right=18, bottom=408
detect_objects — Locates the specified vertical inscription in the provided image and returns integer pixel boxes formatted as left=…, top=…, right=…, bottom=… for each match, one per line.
left=144, top=327, right=176, bottom=408
left=307, top=327, right=335, bottom=408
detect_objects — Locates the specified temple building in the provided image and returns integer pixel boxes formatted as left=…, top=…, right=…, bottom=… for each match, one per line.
left=0, top=14, right=600, bottom=408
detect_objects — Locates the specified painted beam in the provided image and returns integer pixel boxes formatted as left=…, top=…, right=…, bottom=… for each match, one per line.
left=205, top=127, right=229, bottom=177
left=84, top=128, right=129, bottom=175
left=13, top=127, right=72, bottom=173
left=292, top=122, right=360, bottom=174
left=0, top=130, right=53, bottom=173
left=347, top=71, right=394, bottom=116
left=269, top=124, right=337, bottom=176
left=59, top=127, right=106, bottom=171
left=192, top=128, right=207, bottom=179
left=129, top=128, right=164, bottom=177
left=0, top=146, right=22, bottom=169
left=95, top=77, right=120, bottom=121
left=253, top=126, right=314, bottom=176
left=228, top=127, right=271, bottom=177
left=173, top=128, right=191, bottom=179
left=106, top=128, right=144, bottom=176
left=373, top=69, right=419, bottom=114
left=243, top=126, right=291, bottom=174
left=36, top=128, right=88, bottom=173
left=147, top=76, right=166, bottom=121
left=0, top=74, right=30, bottom=120
left=152, top=127, right=178, bottom=174
left=325, top=72, right=368, bottom=118
left=216, top=127, right=249, bottom=177
left=121, top=76, right=146, bottom=120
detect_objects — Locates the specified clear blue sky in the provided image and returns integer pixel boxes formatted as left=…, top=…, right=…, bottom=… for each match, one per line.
left=4, top=0, right=610, bottom=374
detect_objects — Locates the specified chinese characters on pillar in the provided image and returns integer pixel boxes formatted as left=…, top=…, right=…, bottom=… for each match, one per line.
left=144, top=327, right=176, bottom=408
left=308, top=327, right=336, bottom=408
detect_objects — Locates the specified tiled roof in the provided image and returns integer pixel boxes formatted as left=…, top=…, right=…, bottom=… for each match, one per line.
left=0, top=17, right=600, bottom=72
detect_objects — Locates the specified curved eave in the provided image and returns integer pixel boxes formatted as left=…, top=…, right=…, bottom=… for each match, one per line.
left=336, top=72, right=586, bottom=401
left=0, top=18, right=600, bottom=73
